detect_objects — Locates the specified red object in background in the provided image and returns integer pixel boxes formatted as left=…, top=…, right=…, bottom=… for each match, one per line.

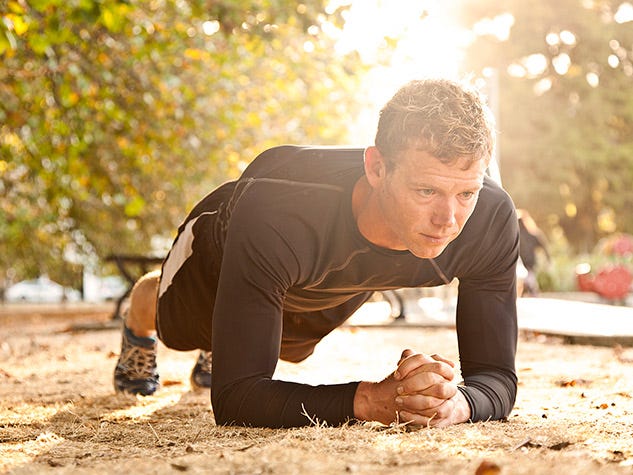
left=576, top=271, right=595, bottom=292
left=612, top=235, right=633, bottom=256
left=576, top=234, right=633, bottom=301
left=598, top=233, right=633, bottom=257
left=591, top=265, right=633, bottom=301
left=575, top=263, right=595, bottom=292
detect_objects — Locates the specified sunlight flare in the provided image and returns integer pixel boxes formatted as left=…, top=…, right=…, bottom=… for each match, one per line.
left=332, top=1, right=470, bottom=143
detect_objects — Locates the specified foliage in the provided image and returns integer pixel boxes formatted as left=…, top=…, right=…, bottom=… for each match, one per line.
left=533, top=228, right=580, bottom=292
left=457, top=0, right=633, bottom=252
left=536, top=228, right=633, bottom=294
left=0, top=0, right=363, bottom=286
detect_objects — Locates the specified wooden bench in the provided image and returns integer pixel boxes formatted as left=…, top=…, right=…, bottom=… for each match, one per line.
left=104, top=254, right=408, bottom=322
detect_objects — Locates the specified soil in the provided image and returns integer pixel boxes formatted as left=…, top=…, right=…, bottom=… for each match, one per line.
left=1, top=305, right=633, bottom=474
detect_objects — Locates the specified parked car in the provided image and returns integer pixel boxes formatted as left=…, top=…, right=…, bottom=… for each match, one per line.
left=5, top=276, right=81, bottom=303
left=99, top=276, right=128, bottom=301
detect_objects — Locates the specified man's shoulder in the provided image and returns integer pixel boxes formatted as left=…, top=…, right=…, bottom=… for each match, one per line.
left=481, top=174, right=513, bottom=202
left=472, top=175, right=516, bottom=220
left=442, top=176, right=518, bottom=264
left=241, top=145, right=365, bottom=179
left=256, top=144, right=366, bottom=159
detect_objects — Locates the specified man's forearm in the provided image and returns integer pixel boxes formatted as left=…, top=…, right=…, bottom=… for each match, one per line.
left=212, top=378, right=359, bottom=428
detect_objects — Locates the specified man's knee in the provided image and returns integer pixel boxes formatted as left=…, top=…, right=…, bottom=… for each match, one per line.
left=127, top=270, right=161, bottom=326
left=279, top=339, right=318, bottom=363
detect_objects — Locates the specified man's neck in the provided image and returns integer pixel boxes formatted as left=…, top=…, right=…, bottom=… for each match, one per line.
left=351, top=175, right=371, bottom=222
left=352, top=175, right=402, bottom=250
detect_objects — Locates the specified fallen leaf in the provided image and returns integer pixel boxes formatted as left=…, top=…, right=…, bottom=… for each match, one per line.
left=549, top=441, right=572, bottom=451
left=558, top=379, right=592, bottom=387
left=611, top=451, right=626, bottom=462
left=0, top=369, right=13, bottom=378
left=475, top=460, right=501, bottom=475
left=236, top=443, right=256, bottom=452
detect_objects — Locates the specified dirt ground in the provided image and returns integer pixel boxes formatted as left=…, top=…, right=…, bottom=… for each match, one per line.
left=1, top=305, right=633, bottom=474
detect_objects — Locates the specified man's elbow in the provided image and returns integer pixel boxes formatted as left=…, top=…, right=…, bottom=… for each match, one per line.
left=462, top=370, right=517, bottom=421
left=211, top=384, right=274, bottom=428
left=211, top=385, right=243, bottom=427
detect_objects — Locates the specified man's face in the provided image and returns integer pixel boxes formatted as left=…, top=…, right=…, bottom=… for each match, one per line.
left=375, top=149, right=487, bottom=258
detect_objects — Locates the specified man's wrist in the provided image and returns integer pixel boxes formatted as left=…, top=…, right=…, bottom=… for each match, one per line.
left=353, top=381, right=373, bottom=421
left=455, top=386, right=473, bottom=423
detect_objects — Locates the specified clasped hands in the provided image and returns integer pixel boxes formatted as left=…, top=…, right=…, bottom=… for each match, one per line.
left=353, top=349, right=471, bottom=428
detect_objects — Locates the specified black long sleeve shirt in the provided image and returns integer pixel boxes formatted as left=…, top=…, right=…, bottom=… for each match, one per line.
left=157, top=145, right=519, bottom=428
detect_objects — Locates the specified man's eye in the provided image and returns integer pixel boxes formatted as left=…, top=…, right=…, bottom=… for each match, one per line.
left=460, top=191, right=476, bottom=199
left=418, top=189, right=434, bottom=196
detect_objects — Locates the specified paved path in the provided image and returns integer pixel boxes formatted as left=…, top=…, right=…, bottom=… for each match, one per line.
left=516, top=297, right=633, bottom=345
left=2, top=296, right=632, bottom=345
left=348, top=295, right=633, bottom=345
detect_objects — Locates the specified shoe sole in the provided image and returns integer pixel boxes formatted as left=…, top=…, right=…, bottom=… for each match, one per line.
left=113, top=375, right=159, bottom=396
left=189, top=372, right=211, bottom=391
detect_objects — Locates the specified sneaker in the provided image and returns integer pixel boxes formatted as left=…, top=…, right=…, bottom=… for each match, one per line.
left=113, top=326, right=160, bottom=396
left=190, top=350, right=212, bottom=389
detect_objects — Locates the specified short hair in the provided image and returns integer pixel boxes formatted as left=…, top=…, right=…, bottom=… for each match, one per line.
left=375, top=79, right=496, bottom=170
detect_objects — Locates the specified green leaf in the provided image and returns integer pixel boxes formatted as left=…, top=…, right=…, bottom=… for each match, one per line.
left=8, top=1, right=26, bottom=14
left=28, top=0, right=57, bottom=12
left=0, top=0, right=363, bottom=280
left=27, top=33, right=50, bottom=54
left=100, top=4, right=129, bottom=33
left=124, top=195, right=146, bottom=217
left=8, top=13, right=29, bottom=35
left=0, top=33, right=9, bottom=55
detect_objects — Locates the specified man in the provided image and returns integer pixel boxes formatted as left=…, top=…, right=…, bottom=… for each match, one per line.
left=114, top=78, right=519, bottom=429
left=517, top=209, right=549, bottom=296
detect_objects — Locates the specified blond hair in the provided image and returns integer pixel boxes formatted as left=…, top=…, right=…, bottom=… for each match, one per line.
left=375, top=79, right=496, bottom=170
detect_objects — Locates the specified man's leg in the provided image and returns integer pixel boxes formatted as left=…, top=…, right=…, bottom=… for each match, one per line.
left=113, top=270, right=161, bottom=395
left=280, top=292, right=374, bottom=362
left=126, top=270, right=160, bottom=336
left=190, top=350, right=212, bottom=389
left=113, top=269, right=213, bottom=394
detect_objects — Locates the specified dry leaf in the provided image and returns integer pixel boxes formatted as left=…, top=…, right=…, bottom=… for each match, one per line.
left=170, top=462, right=189, bottom=472
left=558, top=379, right=592, bottom=387
left=475, top=460, right=501, bottom=475
left=549, top=441, right=572, bottom=451
left=0, top=369, right=13, bottom=378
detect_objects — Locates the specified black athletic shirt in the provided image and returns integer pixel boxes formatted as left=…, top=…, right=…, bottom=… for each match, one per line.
left=157, top=145, right=519, bottom=428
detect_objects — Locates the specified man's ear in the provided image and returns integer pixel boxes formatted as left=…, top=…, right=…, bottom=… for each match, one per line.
left=364, top=146, right=387, bottom=187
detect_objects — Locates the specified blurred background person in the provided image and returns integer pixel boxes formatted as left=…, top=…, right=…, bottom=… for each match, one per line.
left=517, top=209, right=550, bottom=296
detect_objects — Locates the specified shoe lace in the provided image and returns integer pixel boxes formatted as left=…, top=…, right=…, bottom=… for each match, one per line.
left=198, top=351, right=212, bottom=373
left=120, top=345, right=157, bottom=379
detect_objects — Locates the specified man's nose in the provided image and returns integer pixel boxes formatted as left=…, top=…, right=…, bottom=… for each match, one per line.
left=432, top=199, right=457, bottom=228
